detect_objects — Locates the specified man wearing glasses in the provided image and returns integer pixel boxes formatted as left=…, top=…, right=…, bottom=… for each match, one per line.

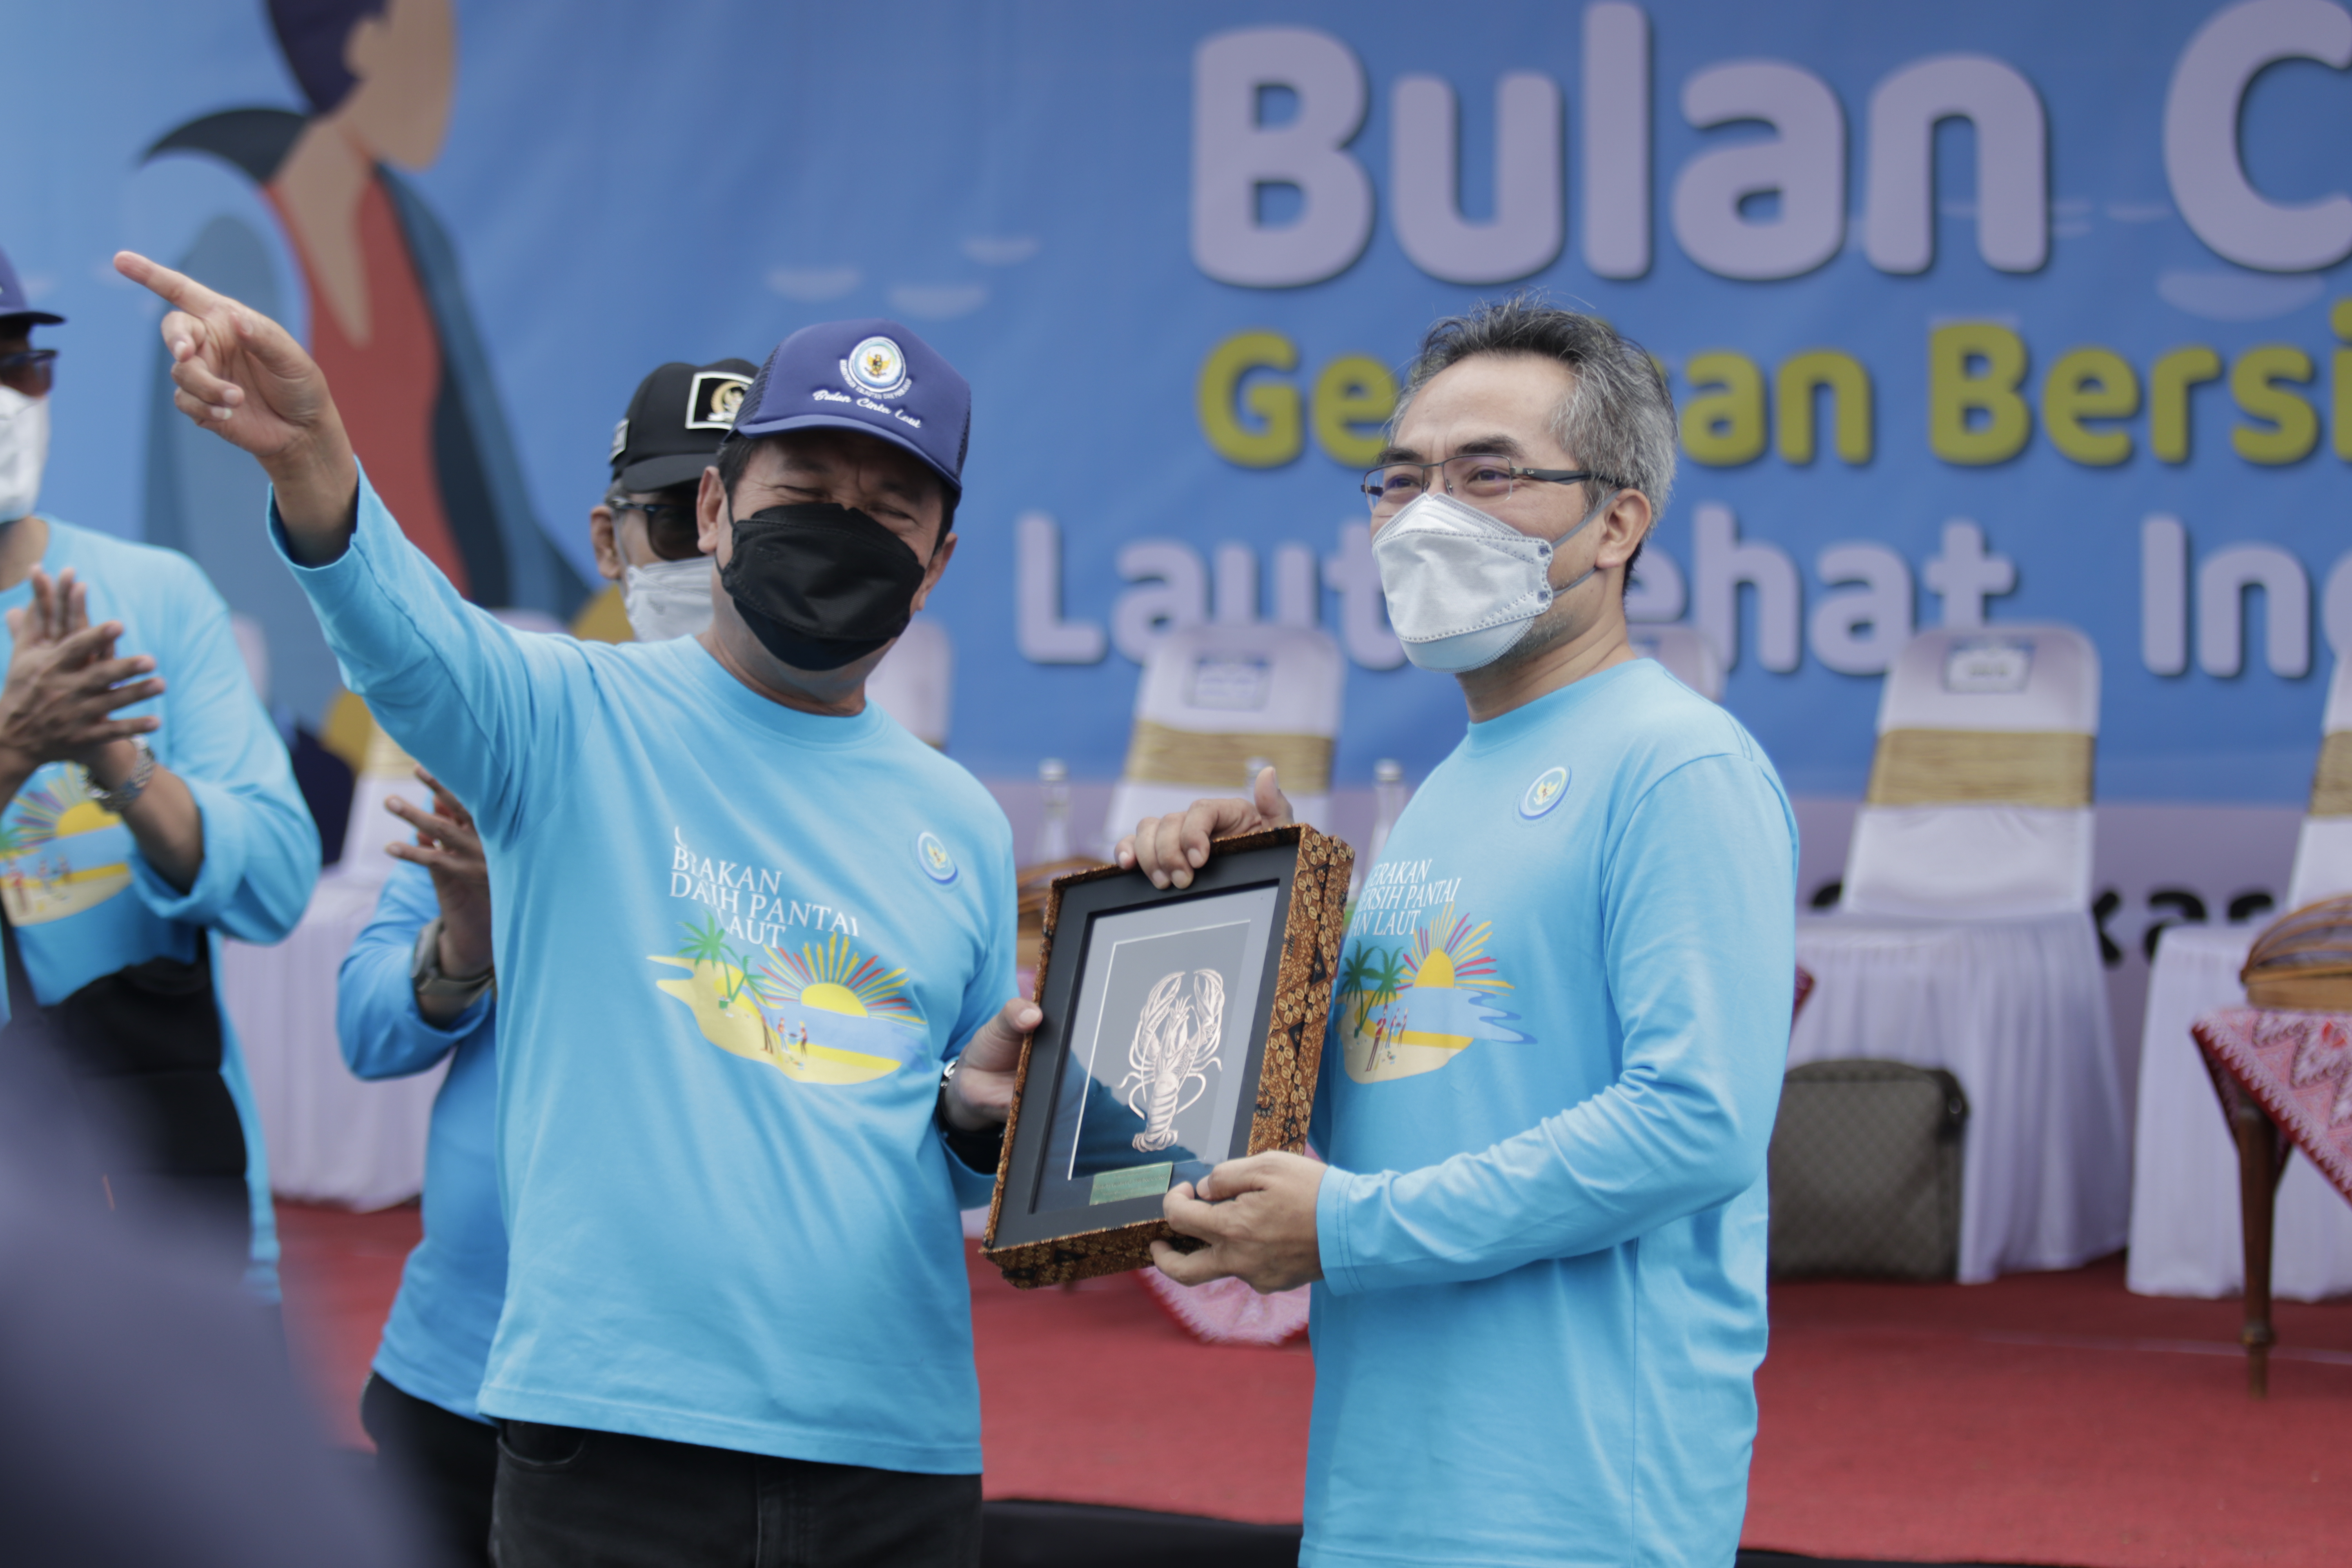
left=591, top=359, right=758, bottom=642
left=0, top=243, right=317, bottom=1294
left=1119, top=298, right=1797, bottom=1567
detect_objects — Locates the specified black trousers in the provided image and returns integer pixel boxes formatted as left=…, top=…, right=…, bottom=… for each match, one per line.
left=490, top=1419, right=982, bottom=1568
left=361, top=1372, right=498, bottom=1567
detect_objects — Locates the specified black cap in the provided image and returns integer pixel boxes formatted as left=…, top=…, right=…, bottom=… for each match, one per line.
left=610, top=358, right=758, bottom=492
left=0, top=245, right=61, bottom=327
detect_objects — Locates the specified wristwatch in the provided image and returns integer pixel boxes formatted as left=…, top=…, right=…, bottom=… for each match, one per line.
left=91, top=739, right=156, bottom=815
left=410, top=915, right=496, bottom=1012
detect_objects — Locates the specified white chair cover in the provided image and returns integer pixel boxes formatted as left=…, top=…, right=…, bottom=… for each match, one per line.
left=1793, top=910, right=2129, bottom=1282
left=1844, top=625, right=2099, bottom=918
left=1800, top=623, right=2125, bottom=1281
left=1100, top=624, right=1343, bottom=855
left=223, top=879, right=444, bottom=1210
left=867, top=617, right=953, bottom=748
left=2128, top=657, right=2352, bottom=1299
left=2125, top=923, right=2352, bottom=1299
left=1844, top=808, right=2093, bottom=921
left=1626, top=623, right=1722, bottom=701
left=2285, top=658, right=2352, bottom=910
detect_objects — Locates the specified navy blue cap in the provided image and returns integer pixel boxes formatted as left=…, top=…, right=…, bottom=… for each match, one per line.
left=731, top=319, right=969, bottom=495
left=0, top=246, right=60, bottom=327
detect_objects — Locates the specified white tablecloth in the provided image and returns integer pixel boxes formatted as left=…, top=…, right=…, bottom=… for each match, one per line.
left=1792, top=910, right=2130, bottom=1283
left=220, top=875, right=441, bottom=1211
left=2125, top=923, right=2352, bottom=1300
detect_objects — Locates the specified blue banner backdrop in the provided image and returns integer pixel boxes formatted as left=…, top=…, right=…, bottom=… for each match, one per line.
left=13, top=0, right=2352, bottom=799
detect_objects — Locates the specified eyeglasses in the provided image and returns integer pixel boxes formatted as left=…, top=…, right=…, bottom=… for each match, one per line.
left=610, top=499, right=702, bottom=560
left=0, top=348, right=56, bottom=397
left=1361, top=454, right=1610, bottom=517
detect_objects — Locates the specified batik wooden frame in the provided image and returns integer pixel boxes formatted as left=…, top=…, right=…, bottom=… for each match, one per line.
left=981, top=824, right=1352, bottom=1287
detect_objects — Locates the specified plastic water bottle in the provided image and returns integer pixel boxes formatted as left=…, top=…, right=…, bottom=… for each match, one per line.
left=1368, top=759, right=1408, bottom=866
left=1034, top=758, right=1071, bottom=864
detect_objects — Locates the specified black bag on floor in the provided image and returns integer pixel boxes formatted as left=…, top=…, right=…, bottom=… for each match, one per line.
left=1768, top=1059, right=1968, bottom=1281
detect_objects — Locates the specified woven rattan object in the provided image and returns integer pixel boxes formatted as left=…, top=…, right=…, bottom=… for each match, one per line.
left=2240, top=896, right=2352, bottom=1010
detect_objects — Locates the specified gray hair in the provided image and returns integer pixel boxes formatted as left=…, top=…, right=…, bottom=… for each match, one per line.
left=1392, top=295, right=1677, bottom=524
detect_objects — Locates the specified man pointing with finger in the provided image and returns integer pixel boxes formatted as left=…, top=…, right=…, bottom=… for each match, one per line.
left=1122, top=299, right=1797, bottom=1568
left=119, top=249, right=1031, bottom=1567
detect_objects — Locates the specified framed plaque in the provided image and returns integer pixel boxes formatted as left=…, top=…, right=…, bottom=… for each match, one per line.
left=982, top=824, right=1353, bottom=1287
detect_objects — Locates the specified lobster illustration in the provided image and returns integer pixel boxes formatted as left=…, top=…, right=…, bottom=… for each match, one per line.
left=1118, top=968, right=1227, bottom=1153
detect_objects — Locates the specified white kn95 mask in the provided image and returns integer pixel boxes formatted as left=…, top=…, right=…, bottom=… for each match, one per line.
left=621, top=556, right=715, bottom=642
left=0, top=384, right=50, bottom=524
left=1370, top=488, right=1604, bottom=674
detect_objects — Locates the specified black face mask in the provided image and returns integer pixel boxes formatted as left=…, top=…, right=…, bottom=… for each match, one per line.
left=718, top=501, right=928, bottom=671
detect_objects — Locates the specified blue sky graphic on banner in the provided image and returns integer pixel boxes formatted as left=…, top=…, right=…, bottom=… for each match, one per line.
left=12, top=0, right=2352, bottom=800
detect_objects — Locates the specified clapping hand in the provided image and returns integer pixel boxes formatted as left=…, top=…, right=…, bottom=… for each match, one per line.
left=0, top=567, right=163, bottom=782
left=386, top=766, right=491, bottom=980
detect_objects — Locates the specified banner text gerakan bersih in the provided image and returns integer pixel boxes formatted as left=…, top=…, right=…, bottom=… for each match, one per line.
left=19, top=0, right=2352, bottom=799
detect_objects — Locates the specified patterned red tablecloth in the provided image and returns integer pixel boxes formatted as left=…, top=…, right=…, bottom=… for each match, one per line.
left=2190, top=1007, right=2352, bottom=1203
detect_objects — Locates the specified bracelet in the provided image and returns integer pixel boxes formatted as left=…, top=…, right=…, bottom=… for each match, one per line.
left=91, top=739, right=156, bottom=815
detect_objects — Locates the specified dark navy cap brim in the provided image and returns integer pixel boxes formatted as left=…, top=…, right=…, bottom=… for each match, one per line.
left=0, top=310, right=63, bottom=328
left=732, top=410, right=963, bottom=495
left=617, top=451, right=720, bottom=494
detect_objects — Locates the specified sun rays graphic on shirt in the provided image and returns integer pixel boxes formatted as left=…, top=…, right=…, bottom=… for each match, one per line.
left=1338, top=902, right=1529, bottom=1083
left=0, top=764, right=134, bottom=926
left=756, top=932, right=927, bottom=1032
left=9, top=767, right=119, bottom=848
left=1399, top=907, right=1511, bottom=996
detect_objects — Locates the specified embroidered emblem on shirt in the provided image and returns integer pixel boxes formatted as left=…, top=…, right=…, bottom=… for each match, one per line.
left=916, top=831, right=958, bottom=885
left=1519, top=765, right=1570, bottom=820
left=841, top=336, right=911, bottom=401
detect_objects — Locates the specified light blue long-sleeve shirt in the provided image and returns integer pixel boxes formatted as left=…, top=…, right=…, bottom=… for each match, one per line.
left=275, top=470, right=1013, bottom=1470
left=0, top=521, right=320, bottom=1296
left=1304, top=659, right=1796, bottom=1568
left=338, top=859, right=502, bottom=1421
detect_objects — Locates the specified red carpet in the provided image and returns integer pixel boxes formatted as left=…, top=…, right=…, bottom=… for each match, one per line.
left=279, top=1205, right=2352, bottom=1565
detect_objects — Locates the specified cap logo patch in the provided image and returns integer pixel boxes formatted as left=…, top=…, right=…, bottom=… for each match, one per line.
left=610, top=418, right=629, bottom=461
left=685, top=372, right=752, bottom=432
left=842, top=336, right=911, bottom=401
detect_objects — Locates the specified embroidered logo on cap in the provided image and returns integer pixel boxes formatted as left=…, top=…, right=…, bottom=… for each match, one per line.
left=610, top=418, right=629, bottom=461
left=1519, top=765, right=1570, bottom=820
left=916, top=831, right=957, bottom=884
left=842, top=336, right=911, bottom=401
left=685, top=372, right=751, bottom=432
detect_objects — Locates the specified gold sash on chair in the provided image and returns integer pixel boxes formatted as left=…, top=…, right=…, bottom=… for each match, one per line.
left=1120, top=721, right=1334, bottom=796
left=1864, top=729, right=2094, bottom=809
left=2308, top=731, right=2352, bottom=818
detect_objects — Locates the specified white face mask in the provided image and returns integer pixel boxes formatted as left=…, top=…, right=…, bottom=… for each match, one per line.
left=1371, top=487, right=1604, bottom=673
left=0, top=385, right=49, bottom=525
left=621, top=556, right=714, bottom=642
